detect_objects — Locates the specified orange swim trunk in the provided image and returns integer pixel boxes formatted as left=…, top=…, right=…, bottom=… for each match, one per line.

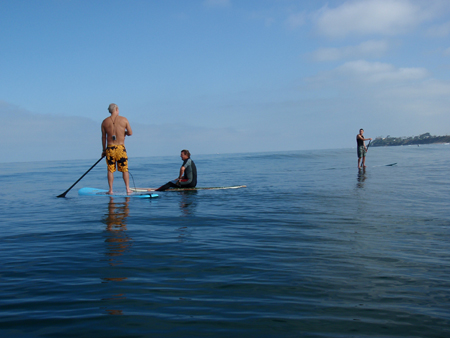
left=105, top=145, right=129, bottom=173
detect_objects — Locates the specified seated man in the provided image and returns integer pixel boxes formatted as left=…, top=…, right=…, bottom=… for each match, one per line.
left=155, top=150, right=197, bottom=191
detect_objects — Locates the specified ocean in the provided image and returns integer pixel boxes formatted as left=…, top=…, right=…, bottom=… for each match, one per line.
left=1, top=145, right=449, bottom=338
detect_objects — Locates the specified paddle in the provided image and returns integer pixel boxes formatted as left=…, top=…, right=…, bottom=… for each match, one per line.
left=366, top=140, right=372, bottom=151
left=57, top=156, right=105, bottom=198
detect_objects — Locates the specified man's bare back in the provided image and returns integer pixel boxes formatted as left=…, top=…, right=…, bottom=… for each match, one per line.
left=101, top=114, right=132, bottom=148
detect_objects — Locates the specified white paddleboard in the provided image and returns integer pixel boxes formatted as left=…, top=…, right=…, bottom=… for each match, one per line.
left=131, top=185, right=247, bottom=192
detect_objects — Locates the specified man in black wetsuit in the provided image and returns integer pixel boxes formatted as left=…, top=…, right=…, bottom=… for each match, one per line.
left=155, top=150, right=197, bottom=191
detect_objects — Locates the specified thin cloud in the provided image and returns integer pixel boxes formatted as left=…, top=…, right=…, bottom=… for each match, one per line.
left=306, top=60, right=450, bottom=117
left=311, top=40, right=389, bottom=61
left=306, top=60, right=432, bottom=99
left=308, top=60, right=429, bottom=87
left=203, top=0, right=230, bottom=8
left=335, top=60, right=429, bottom=83
left=314, top=0, right=430, bottom=38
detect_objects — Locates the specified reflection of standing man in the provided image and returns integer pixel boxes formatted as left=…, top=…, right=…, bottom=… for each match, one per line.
left=357, top=129, right=372, bottom=169
left=102, top=197, right=131, bottom=315
left=356, top=170, right=366, bottom=189
left=101, top=103, right=133, bottom=194
left=104, top=197, right=131, bottom=264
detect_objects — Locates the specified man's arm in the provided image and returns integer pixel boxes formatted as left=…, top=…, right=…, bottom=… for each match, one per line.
left=101, top=122, right=107, bottom=156
left=178, top=166, right=186, bottom=180
left=358, top=135, right=372, bottom=142
left=124, top=118, right=133, bottom=137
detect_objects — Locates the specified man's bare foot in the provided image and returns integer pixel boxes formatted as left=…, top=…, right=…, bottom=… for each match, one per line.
left=107, top=190, right=113, bottom=194
left=126, top=190, right=133, bottom=194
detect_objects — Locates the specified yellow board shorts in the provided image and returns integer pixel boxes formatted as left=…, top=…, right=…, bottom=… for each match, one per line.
left=105, top=145, right=129, bottom=173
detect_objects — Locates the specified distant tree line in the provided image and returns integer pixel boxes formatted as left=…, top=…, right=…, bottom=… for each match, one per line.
left=370, top=133, right=450, bottom=147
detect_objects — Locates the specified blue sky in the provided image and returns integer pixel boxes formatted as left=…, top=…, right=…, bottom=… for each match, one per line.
left=2, top=0, right=450, bottom=162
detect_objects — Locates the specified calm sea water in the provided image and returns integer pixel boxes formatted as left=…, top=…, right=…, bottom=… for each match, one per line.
left=1, top=145, right=449, bottom=338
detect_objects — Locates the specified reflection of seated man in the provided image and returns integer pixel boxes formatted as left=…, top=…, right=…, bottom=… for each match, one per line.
left=156, top=149, right=197, bottom=191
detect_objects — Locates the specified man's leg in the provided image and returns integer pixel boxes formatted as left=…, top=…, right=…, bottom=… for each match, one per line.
left=107, top=171, right=114, bottom=194
left=155, top=181, right=179, bottom=191
left=122, top=171, right=131, bottom=194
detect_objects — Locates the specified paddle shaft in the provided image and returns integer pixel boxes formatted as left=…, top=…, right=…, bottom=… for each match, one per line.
left=366, top=140, right=371, bottom=151
left=57, top=156, right=105, bottom=198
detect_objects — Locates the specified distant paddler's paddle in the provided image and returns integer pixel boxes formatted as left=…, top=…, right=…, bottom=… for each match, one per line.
left=57, top=156, right=105, bottom=198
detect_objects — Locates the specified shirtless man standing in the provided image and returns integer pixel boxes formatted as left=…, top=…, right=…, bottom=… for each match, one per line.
left=101, top=103, right=133, bottom=194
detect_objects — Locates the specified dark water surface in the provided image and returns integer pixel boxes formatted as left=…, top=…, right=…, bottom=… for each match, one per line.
left=1, top=145, right=449, bottom=337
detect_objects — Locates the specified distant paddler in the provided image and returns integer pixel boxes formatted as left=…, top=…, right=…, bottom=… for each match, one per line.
left=155, top=150, right=197, bottom=191
left=357, top=128, right=372, bottom=169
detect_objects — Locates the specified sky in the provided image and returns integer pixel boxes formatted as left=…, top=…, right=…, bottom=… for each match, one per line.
left=2, top=0, right=450, bottom=163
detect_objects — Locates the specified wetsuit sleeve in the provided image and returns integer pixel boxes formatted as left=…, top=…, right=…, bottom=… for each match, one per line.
left=183, top=159, right=191, bottom=170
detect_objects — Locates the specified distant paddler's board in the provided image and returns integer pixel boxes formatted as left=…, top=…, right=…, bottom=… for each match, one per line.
left=78, top=187, right=158, bottom=198
left=131, top=185, right=247, bottom=192
left=373, top=163, right=398, bottom=167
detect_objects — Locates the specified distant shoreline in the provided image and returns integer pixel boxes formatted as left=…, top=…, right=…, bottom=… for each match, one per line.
left=371, top=133, right=450, bottom=147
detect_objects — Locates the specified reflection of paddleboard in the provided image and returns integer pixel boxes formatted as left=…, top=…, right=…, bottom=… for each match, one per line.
left=372, top=163, right=398, bottom=167
left=78, top=187, right=158, bottom=198
left=131, top=185, right=247, bottom=192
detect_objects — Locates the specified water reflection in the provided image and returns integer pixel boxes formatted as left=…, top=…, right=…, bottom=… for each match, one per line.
left=178, top=191, right=198, bottom=216
left=101, top=197, right=132, bottom=315
left=356, top=168, right=367, bottom=188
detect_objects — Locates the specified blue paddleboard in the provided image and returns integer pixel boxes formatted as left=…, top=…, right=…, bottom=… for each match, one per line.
left=78, top=187, right=158, bottom=199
